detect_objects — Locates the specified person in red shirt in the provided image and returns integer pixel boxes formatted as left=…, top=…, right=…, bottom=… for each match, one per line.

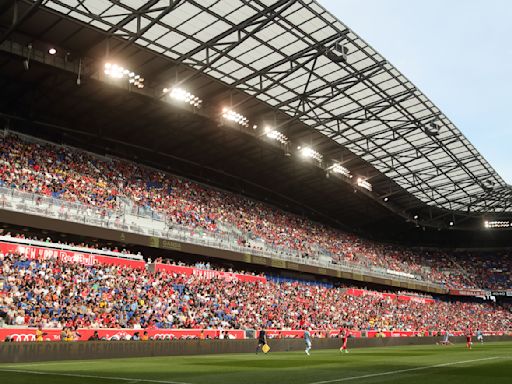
left=466, top=328, right=473, bottom=350
left=339, top=328, right=349, bottom=354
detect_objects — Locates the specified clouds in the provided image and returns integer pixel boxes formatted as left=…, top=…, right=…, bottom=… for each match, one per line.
left=318, top=0, right=512, bottom=183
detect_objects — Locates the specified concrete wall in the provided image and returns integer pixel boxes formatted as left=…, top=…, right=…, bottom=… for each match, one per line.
left=1, top=336, right=511, bottom=363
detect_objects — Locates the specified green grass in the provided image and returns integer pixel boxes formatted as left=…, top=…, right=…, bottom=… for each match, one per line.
left=1, top=342, right=511, bottom=384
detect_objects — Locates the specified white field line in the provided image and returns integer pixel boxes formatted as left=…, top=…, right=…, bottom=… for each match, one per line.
left=0, top=368, right=192, bottom=384
left=309, top=356, right=503, bottom=384
left=2, top=360, right=102, bottom=368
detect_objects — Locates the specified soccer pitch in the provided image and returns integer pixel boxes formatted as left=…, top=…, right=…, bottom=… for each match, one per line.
left=1, top=342, right=511, bottom=384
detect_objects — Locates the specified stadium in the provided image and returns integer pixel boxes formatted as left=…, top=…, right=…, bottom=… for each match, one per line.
left=0, top=0, right=511, bottom=383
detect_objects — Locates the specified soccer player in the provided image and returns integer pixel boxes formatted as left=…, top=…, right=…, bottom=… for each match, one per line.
left=304, top=328, right=312, bottom=355
left=255, top=329, right=267, bottom=354
left=340, top=328, right=349, bottom=354
left=476, top=329, right=484, bottom=344
left=465, top=328, right=473, bottom=350
left=437, top=331, right=452, bottom=345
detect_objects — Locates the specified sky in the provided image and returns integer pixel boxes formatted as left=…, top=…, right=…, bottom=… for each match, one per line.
left=318, top=0, right=512, bottom=184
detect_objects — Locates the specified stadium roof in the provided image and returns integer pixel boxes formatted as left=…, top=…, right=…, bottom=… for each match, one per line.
left=0, top=0, right=511, bottom=233
left=24, top=0, right=510, bottom=214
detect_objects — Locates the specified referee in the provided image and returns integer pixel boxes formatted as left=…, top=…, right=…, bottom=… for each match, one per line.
left=255, top=328, right=267, bottom=354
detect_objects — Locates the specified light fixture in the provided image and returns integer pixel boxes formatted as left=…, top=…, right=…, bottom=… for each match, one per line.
left=164, top=87, right=202, bottom=107
left=484, top=220, right=510, bottom=229
left=425, top=121, right=441, bottom=136
left=221, top=108, right=249, bottom=127
left=328, top=162, right=350, bottom=177
left=104, top=63, right=144, bottom=88
left=263, top=126, right=288, bottom=144
left=383, top=197, right=389, bottom=202
left=449, top=221, right=454, bottom=226
left=357, top=177, right=372, bottom=191
left=48, top=48, right=57, bottom=55
left=299, top=146, right=322, bottom=162
left=413, top=215, right=419, bottom=220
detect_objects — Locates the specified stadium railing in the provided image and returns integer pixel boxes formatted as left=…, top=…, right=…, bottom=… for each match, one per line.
left=0, top=186, right=445, bottom=290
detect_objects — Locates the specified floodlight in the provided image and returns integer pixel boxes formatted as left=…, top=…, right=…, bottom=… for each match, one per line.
left=484, top=220, right=510, bottom=229
left=357, top=177, right=372, bottom=191
left=413, top=215, right=419, bottom=220
left=222, top=108, right=248, bottom=127
left=328, top=162, right=350, bottom=177
left=165, top=87, right=202, bottom=107
left=48, top=48, right=57, bottom=55
left=104, top=63, right=144, bottom=88
left=263, top=126, right=288, bottom=144
left=299, top=146, right=322, bottom=162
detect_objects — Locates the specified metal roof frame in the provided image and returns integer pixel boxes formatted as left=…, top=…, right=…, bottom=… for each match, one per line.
left=20, top=0, right=512, bottom=213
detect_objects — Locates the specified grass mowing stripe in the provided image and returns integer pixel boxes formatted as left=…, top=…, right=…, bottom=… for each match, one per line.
left=308, top=356, right=503, bottom=384
left=0, top=368, right=192, bottom=384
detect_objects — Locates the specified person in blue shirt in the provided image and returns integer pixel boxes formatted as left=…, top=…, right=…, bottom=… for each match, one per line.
left=476, top=329, right=484, bottom=343
left=304, top=328, right=312, bottom=356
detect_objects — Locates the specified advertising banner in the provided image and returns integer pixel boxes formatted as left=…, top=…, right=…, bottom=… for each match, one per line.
left=154, top=263, right=267, bottom=283
left=0, top=328, right=245, bottom=342
left=0, top=241, right=145, bottom=269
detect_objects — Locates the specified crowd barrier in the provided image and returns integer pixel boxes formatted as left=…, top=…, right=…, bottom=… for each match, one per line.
left=1, top=336, right=511, bottom=363
left=1, top=328, right=507, bottom=343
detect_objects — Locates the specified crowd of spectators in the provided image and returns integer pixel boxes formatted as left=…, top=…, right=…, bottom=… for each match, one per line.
left=0, top=134, right=511, bottom=289
left=1, top=251, right=510, bottom=332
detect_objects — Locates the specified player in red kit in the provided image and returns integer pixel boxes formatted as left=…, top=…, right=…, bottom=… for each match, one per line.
left=465, top=328, right=473, bottom=350
left=339, top=328, right=349, bottom=354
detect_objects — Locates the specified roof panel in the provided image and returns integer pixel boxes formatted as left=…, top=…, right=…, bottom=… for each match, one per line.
left=38, top=0, right=510, bottom=213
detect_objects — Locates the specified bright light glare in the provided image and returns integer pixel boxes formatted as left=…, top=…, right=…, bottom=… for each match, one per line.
left=167, top=87, right=202, bottom=107
left=264, top=126, right=288, bottom=144
left=328, top=162, right=350, bottom=177
left=484, top=220, right=510, bottom=228
left=357, top=177, right=372, bottom=191
left=299, top=146, right=322, bottom=162
left=104, top=63, right=144, bottom=88
left=48, top=48, right=57, bottom=55
left=222, top=108, right=248, bottom=127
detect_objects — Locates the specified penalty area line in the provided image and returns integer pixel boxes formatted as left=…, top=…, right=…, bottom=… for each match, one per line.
left=309, top=356, right=503, bottom=384
left=0, top=368, right=192, bottom=384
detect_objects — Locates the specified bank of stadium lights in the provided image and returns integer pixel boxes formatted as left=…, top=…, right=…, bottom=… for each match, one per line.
left=263, top=126, right=288, bottom=144
left=104, top=63, right=144, bottom=89
left=484, top=220, right=511, bottom=229
left=356, top=177, right=372, bottom=192
left=328, top=162, right=351, bottom=178
left=163, top=87, right=202, bottom=108
left=222, top=108, right=249, bottom=127
left=298, top=146, right=322, bottom=162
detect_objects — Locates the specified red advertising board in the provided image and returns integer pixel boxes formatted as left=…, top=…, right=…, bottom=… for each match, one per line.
left=1, top=328, right=505, bottom=342
left=0, top=241, right=145, bottom=269
left=449, top=289, right=489, bottom=297
left=154, top=263, right=267, bottom=283
left=0, top=328, right=245, bottom=342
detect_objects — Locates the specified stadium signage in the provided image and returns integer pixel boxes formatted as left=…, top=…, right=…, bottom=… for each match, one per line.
left=154, top=263, right=267, bottom=283
left=0, top=241, right=145, bottom=269
left=345, top=288, right=435, bottom=304
left=160, top=239, right=182, bottom=251
left=0, top=329, right=245, bottom=342
left=490, top=291, right=512, bottom=297
left=448, top=289, right=489, bottom=297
